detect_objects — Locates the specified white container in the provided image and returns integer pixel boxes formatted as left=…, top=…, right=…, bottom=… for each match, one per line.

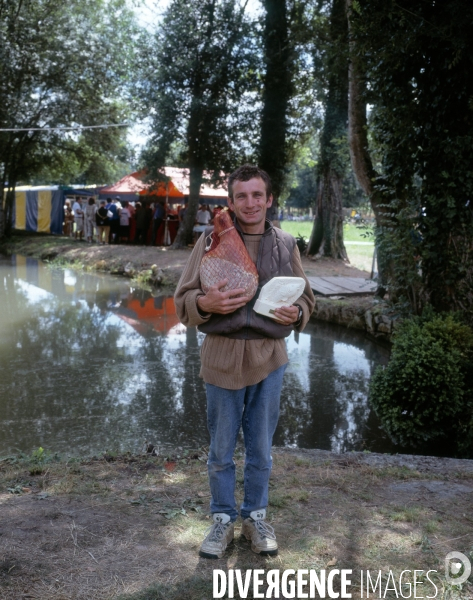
left=253, top=276, right=305, bottom=319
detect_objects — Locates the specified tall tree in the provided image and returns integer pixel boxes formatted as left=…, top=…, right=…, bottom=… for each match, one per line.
left=346, top=0, right=393, bottom=294
left=347, top=0, right=473, bottom=316
left=306, top=0, right=349, bottom=259
left=140, top=0, right=258, bottom=248
left=258, top=0, right=294, bottom=215
left=0, top=0, right=137, bottom=239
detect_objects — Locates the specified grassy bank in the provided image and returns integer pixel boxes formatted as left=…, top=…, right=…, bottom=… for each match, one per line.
left=1, top=448, right=472, bottom=599
left=0, top=233, right=189, bottom=291
left=280, top=222, right=375, bottom=272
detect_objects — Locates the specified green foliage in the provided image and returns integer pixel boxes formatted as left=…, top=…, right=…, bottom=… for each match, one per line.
left=370, top=311, right=473, bottom=457
left=32, top=116, right=137, bottom=186
left=284, top=165, right=318, bottom=209
left=350, top=0, right=473, bottom=318
left=375, top=199, right=425, bottom=315
left=0, top=0, right=138, bottom=236
left=140, top=0, right=258, bottom=174
left=139, top=0, right=259, bottom=245
left=31, top=447, right=46, bottom=464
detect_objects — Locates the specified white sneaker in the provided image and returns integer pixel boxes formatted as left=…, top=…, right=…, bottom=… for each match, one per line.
left=241, top=509, right=278, bottom=556
left=199, top=513, right=234, bottom=559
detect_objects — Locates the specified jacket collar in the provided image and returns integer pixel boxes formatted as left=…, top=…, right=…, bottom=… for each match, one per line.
left=233, top=215, right=274, bottom=237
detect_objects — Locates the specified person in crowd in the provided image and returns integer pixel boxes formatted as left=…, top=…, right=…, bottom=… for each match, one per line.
left=151, top=200, right=166, bottom=246
left=84, top=198, right=97, bottom=243
left=106, top=197, right=120, bottom=244
left=166, top=203, right=178, bottom=219
left=96, top=200, right=110, bottom=244
left=127, top=201, right=136, bottom=242
left=134, top=201, right=152, bottom=245
left=119, top=200, right=131, bottom=243
left=178, top=202, right=188, bottom=223
left=63, top=200, right=74, bottom=237
left=174, top=165, right=315, bottom=560
left=72, top=198, right=84, bottom=241
left=196, top=203, right=211, bottom=226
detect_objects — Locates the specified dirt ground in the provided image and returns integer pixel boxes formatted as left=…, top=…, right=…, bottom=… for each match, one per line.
left=1, top=449, right=473, bottom=600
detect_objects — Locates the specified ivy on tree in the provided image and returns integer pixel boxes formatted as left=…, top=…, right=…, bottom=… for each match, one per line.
left=348, top=0, right=473, bottom=317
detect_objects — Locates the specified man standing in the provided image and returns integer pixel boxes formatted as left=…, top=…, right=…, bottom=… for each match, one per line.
left=72, top=198, right=84, bottom=241
left=196, top=203, right=211, bottom=226
left=105, top=197, right=120, bottom=244
left=151, top=200, right=166, bottom=245
left=174, top=165, right=315, bottom=559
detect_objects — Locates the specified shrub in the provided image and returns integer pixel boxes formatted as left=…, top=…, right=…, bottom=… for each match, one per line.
left=369, top=311, right=473, bottom=457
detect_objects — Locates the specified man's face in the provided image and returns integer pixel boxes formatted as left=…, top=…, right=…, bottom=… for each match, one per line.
left=227, top=177, right=273, bottom=234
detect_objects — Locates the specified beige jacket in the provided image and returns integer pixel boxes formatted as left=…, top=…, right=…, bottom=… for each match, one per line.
left=174, top=230, right=315, bottom=390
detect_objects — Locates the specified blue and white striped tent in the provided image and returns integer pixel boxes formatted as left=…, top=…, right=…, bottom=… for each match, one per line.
left=9, top=186, right=97, bottom=235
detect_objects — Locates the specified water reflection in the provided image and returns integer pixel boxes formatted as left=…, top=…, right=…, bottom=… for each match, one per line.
left=0, top=255, right=392, bottom=456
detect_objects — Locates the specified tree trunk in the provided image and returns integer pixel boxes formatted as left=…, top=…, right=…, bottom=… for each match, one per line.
left=172, top=166, right=203, bottom=249
left=172, top=68, right=206, bottom=249
left=0, top=136, right=15, bottom=241
left=3, top=186, right=16, bottom=238
left=307, top=0, right=348, bottom=260
left=307, top=172, right=348, bottom=260
left=2, top=154, right=18, bottom=239
left=0, top=176, right=5, bottom=241
left=259, top=0, right=293, bottom=218
left=346, top=0, right=392, bottom=291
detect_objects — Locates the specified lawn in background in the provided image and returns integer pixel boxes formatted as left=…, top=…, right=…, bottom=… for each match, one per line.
left=280, top=220, right=373, bottom=242
left=280, top=220, right=375, bottom=272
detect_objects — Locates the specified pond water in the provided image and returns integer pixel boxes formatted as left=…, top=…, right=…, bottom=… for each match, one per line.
left=0, top=254, right=394, bottom=457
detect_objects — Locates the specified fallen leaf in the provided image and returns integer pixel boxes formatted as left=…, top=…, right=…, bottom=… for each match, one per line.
left=327, top=557, right=337, bottom=567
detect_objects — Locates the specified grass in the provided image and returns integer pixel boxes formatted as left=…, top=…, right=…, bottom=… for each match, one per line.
left=1, top=448, right=472, bottom=599
left=280, top=220, right=374, bottom=243
left=280, top=221, right=375, bottom=271
left=347, top=244, right=376, bottom=272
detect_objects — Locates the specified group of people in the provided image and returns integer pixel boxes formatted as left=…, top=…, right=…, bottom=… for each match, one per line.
left=64, top=197, right=227, bottom=245
left=94, top=198, right=135, bottom=245
left=63, top=197, right=169, bottom=245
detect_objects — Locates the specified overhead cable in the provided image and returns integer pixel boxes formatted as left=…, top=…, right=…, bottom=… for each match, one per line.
left=0, top=123, right=130, bottom=132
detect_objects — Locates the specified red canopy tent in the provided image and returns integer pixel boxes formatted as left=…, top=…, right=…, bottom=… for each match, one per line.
left=139, top=180, right=183, bottom=198
left=100, top=170, right=184, bottom=201
left=100, top=168, right=228, bottom=203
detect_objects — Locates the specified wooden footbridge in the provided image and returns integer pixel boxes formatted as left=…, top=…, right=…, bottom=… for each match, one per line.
left=307, top=276, right=377, bottom=297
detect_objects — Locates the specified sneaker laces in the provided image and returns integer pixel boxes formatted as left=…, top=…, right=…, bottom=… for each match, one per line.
left=204, top=521, right=229, bottom=543
left=252, top=519, right=276, bottom=540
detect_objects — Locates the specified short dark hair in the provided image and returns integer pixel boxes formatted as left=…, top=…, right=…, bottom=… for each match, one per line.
left=88, top=197, right=95, bottom=205
left=228, top=164, right=272, bottom=200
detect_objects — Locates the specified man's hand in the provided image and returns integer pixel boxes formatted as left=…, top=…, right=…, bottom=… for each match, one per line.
left=197, top=279, right=250, bottom=314
left=273, top=304, right=300, bottom=325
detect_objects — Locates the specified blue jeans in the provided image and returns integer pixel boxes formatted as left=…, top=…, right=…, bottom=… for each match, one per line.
left=206, top=364, right=287, bottom=522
